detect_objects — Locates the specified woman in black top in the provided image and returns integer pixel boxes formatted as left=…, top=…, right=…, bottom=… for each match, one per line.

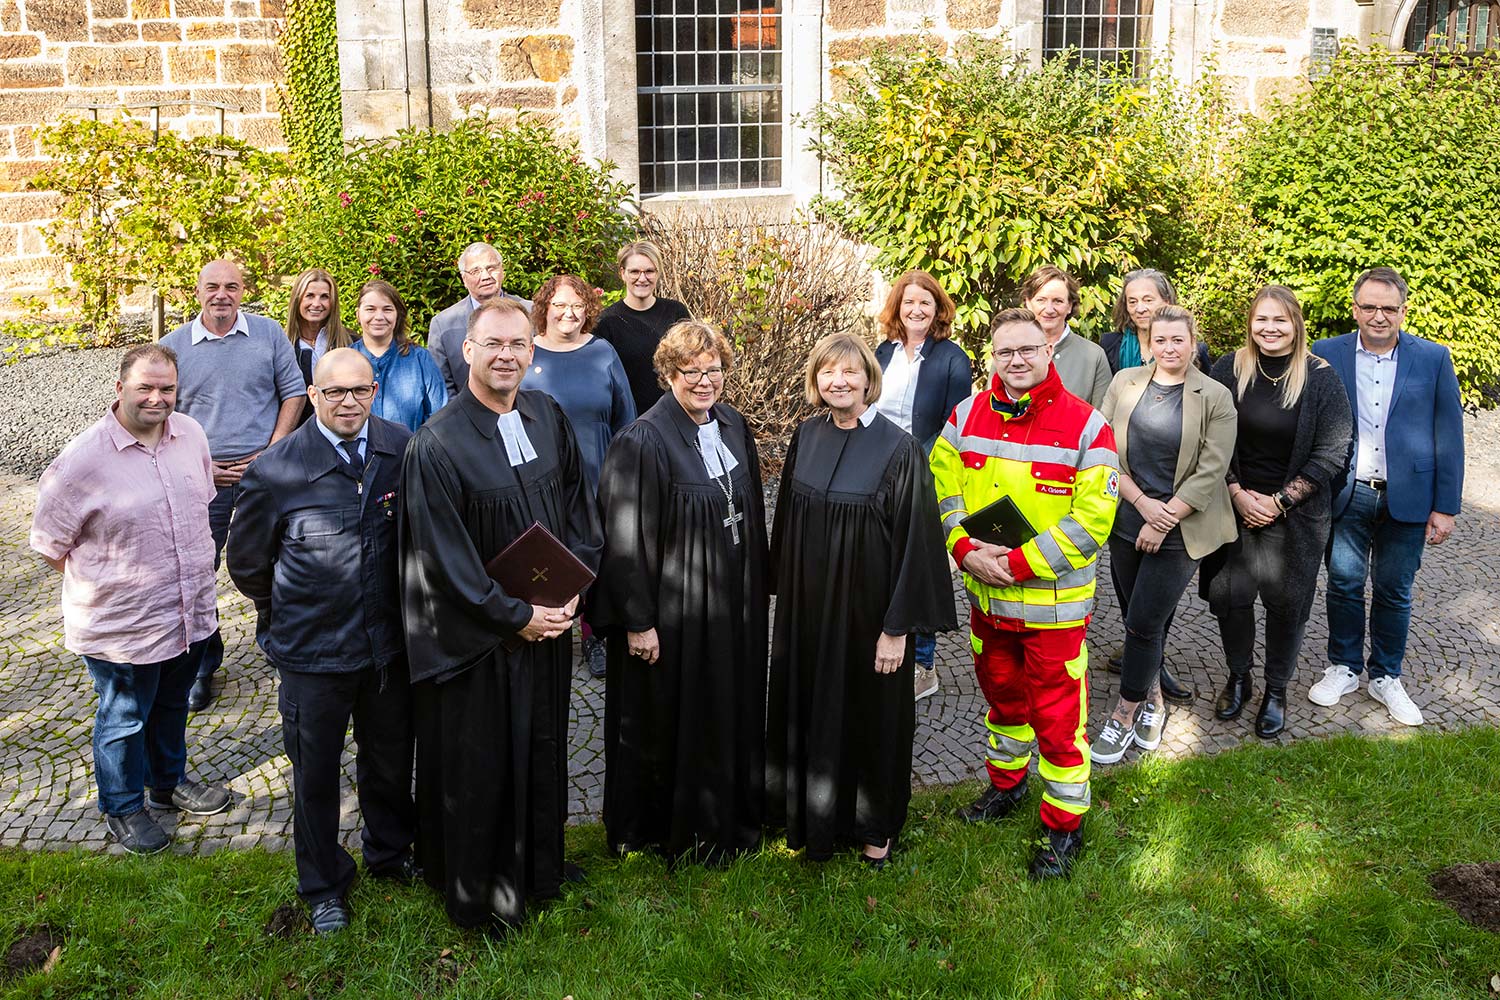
left=594, top=241, right=692, bottom=415
left=1204, top=285, right=1352, bottom=738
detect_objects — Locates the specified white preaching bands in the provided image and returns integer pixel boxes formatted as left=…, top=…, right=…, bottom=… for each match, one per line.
left=496, top=411, right=538, bottom=466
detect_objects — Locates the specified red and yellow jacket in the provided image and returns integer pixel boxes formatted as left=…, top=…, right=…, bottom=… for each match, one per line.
left=930, top=364, right=1119, bottom=630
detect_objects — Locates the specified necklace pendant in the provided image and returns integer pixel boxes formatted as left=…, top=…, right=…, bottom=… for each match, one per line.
left=723, top=503, right=743, bottom=545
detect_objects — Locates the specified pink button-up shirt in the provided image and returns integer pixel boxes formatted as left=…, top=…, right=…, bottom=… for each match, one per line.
left=30, top=407, right=219, bottom=664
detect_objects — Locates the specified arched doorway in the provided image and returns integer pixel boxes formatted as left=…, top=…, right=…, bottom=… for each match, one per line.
left=1403, top=0, right=1498, bottom=51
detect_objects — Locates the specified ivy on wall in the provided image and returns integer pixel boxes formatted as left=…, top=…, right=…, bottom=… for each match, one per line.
left=280, top=0, right=343, bottom=175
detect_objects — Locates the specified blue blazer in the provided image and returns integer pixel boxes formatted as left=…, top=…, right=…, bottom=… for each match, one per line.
left=873, top=337, right=974, bottom=454
left=1311, top=331, right=1464, bottom=522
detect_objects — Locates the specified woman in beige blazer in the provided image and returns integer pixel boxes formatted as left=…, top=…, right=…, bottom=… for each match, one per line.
left=1092, top=305, right=1238, bottom=763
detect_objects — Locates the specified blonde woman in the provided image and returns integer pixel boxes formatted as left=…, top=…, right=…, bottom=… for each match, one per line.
left=1203, top=285, right=1352, bottom=738
left=285, top=268, right=354, bottom=423
left=766, top=333, right=955, bottom=868
left=1092, top=306, right=1237, bottom=764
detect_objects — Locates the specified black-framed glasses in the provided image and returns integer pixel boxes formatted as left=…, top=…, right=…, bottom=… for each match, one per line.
left=315, top=384, right=376, bottom=402
left=676, top=367, right=725, bottom=384
left=991, top=345, right=1050, bottom=363
left=1354, top=303, right=1403, bottom=319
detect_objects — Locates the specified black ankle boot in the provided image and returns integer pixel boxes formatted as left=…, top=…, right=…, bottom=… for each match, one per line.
left=1255, top=686, right=1286, bottom=739
left=1158, top=663, right=1196, bottom=705
left=1214, top=673, right=1253, bottom=721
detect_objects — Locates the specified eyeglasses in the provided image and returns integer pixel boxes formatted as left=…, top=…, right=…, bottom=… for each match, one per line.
left=469, top=338, right=530, bottom=356
left=991, top=345, right=1050, bottom=363
left=676, top=367, right=725, bottom=384
left=549, top=302, right=586, bottom=314
left=462, top=264, right=503, bottom=278
left=1354, top=303, right=1403, bottom=319
left=624, top=268, right=657, bottom=279
left=316, top=384, right=376, bottom=402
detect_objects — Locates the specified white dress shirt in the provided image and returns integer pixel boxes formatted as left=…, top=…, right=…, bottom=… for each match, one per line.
left=1354, top=335, right=1398, bottom=481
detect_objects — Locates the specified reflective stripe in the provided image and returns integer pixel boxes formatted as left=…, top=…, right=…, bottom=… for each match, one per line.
left=1033, top=530, right=1071, bottom=574
left=1080, top=409, right=1109, bottom=448
left=1020, top=565, right=1095, bottom=591
left=955, top=435, right=1082, bottom=467
left=940, top=420, right=961, bottom=448
left=938, top=496, right=967, bottom=517
left=1056, top=516, right=1101, bottom=558
left=942, top=510, right=966, bottom=532
left=970, top=593, right=1095, bottom=625
left=984, top=716, right=1035, bottom=769
left=1042, top=778, right=1092, bottom=812
left=1080, top=447, right=1119, bottom=471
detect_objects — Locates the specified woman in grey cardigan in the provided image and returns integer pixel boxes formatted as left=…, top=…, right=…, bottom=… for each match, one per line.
left=1202, top=285, right=1352, bottom=738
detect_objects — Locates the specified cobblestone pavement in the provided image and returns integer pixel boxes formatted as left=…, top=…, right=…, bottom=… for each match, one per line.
left=3, top=418, right=1497, bottom=857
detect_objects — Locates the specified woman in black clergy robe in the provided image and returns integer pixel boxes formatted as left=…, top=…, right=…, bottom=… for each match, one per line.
left=766, top=333, right=956, bottom=866
left=591, top=319, right=769, bottom=862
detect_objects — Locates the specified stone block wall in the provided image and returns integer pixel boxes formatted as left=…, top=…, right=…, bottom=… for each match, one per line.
left=0, top=0, right=285, bottom=302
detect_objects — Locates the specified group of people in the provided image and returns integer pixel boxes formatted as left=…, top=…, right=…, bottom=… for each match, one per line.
left=30, top=243, right=1463, bottom=935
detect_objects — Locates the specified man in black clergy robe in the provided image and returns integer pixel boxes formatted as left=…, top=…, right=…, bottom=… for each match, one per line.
left=399, top=298, right=602, bottom=930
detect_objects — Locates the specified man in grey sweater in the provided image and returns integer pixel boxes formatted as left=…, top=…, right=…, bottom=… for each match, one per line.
left=160, top=259, right=305, bottom=710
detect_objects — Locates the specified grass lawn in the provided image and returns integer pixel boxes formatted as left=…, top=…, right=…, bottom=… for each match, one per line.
left=3, top=728, right=1499, bottom=999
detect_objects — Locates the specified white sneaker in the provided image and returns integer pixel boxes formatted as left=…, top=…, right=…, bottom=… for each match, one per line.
left=1308, top=665, right=1360, bottom=707
left=914, top=665, right=938, bottom=702
left=1369, top=676, right=1424, bottom=726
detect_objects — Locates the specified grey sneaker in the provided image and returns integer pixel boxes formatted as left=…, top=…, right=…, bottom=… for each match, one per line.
left=107, top=810, right=170, bottom=855
left=147, top=781, right=231, bottom=816
left=1133, top=700, right=1168, bottom=751
left=1091, top=715, right=1135, bottom=764
left=914, top=665, right=938, bottom=702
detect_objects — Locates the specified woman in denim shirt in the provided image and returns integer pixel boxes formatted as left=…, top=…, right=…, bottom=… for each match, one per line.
left=352, top=280, right=449, bottom=432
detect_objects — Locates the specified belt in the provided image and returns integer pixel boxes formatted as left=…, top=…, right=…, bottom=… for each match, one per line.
left=1357, top=477, right=1387, bottom=491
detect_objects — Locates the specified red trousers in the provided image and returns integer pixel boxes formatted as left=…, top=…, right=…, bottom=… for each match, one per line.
left=970, top=610, right=1091, bottom=832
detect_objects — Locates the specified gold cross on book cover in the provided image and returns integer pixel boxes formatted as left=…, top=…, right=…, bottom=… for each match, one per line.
left=483, top=522, right=596, bottom=650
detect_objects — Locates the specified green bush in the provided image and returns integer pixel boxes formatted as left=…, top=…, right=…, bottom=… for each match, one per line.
left=29, top=115, right=292, bottom=341
left=1232, top=47, right=1500, bottom=406
left=280, top=0, right=343, bottom=177
left=279, top=116, right=637, bottom=337
left=806, top=38, right=1218, bottom=355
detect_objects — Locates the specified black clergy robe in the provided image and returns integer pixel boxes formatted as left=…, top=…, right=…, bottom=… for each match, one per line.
left=399, top=388, right=602, bottom=929
left=590, top=395, right=769, bottom=861
left=765, top=410, right=956, bottom=859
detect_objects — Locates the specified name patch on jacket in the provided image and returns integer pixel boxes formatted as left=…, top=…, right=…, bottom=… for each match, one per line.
left=1036, top=483, right=1073, bottom=496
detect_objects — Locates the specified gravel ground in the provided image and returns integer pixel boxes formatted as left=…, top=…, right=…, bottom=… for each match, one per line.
left=4, top=346, right=1500, bottom=487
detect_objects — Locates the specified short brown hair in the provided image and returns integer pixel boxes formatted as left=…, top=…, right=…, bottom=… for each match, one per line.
left=878, top=270, right=956, bottom=345
left=356, top=280, right=413, bottom=356
left=803, top=332, right=883, bottom=407
left=1019, top=265, right=1081, bottom=321
left=990, top=306, right=1043, bottom=337
left=1352, top=266, right=1408, bottom=304
left=654, top=319, right=734, bottom=389
left=466, top=297, right=532, bottom=339
left=532, top=274, right=601, bottom=338
left=119, top=343, right=178, bottom=382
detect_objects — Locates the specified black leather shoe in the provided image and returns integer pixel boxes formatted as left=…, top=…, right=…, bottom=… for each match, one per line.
left=309, top=897, right=351, bottom=935
left=563, top=861, right=587, bottom=884
left=1214, top=673, right=1254, bottom=721
left=956, top=780, right=1029, bottom=823
left=860, top=837, right=896, bottom=871
left=106, top=810, right=170, bottom=855
left=582, top=637, right=606, bottom=679
left=147, top=781, right=231, bottom=816
left=1158, top=663, right=1196, bottom=705
left=1256, top=686, right=1287, bottom=739
left=187, top=676, right=214, bottom=712
left=1106, top=646, right=1123, bottom=674
left=370, top=855, right=422, bottom=883
left=1029, top=826, right=1084, bottom=880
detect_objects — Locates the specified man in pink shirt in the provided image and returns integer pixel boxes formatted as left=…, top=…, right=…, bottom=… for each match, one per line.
left=31, top=344, right=232, bottom=854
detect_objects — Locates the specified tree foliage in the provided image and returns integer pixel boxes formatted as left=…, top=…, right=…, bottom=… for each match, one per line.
left=29, top=115, right=292, bottom=340
left=806, top=38, right=1225, bottom=356
left=278, top=116, right=637, bottom=337
left=279, top=0, right=343, bottom=177
left=1233, top=47, right=1500, bottom=405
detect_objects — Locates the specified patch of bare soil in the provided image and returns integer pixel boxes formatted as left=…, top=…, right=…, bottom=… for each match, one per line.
left=4, top=925, right=61, bottom=978
left=1429, top=862, right=1500, bottom=933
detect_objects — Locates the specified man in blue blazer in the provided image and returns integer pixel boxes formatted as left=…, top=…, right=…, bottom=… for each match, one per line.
left=1307, top=267, right=1464, bottom=726
left=428, top=243, right=531, bottom=397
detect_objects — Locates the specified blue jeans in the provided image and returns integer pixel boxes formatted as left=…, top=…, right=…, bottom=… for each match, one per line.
left=84, top=637, right=208, bottom=816
left=1326, top=482, right=1428, bottom=680
left=199, top=483, right=240, bottom=682
left=914, top=633, right=935, bottom=668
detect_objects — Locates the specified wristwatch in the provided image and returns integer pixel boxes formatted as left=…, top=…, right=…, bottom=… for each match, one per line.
left=1273, top=491, right=1293, bottom=512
